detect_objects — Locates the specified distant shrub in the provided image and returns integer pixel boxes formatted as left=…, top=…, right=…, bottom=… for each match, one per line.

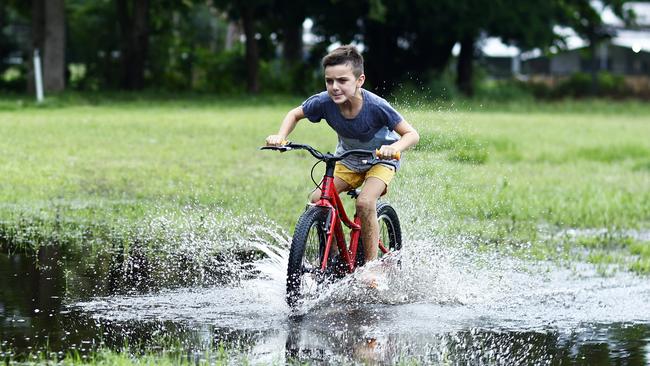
left=475, top=79, right=534, bottom=102
left=426, top=70, right=460, bottom=101
left=533, top=72, right=633, bottom=99
left=193, top=47, right=246, bottom=94
left=0, top=65, right=26, bottom=92
left=597, top=71, right=630, bottom=97
left=555, top=72, right=593, bottom=97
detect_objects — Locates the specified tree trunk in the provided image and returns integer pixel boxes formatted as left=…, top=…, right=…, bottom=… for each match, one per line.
left=457, top=34, right=475, bottom=97
left=117, top=0, right=150, bottom=90
left=365, top=20, right=395, bottom=92
left=282, top=17, right=303, bottom=63
left=588, top=32, right=599, bottom=96
left=43, top=0, right=65, bottom=92
left=28, top=0, right=44, bottom=93
left=241, top=4, right=259, bottom=94
left=0, top=1, right=7, bottom=55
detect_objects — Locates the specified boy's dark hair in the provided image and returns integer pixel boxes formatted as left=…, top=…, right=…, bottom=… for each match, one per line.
left=321, top=45, right=364, bottom=78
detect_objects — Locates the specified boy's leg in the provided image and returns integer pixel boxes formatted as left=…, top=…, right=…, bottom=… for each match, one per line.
left=356, top=177, right=387, bottom=262
left=309, top=177, right=352, bottom=203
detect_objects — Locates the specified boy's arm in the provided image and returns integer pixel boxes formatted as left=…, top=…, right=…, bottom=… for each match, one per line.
left=266, top=106, right=305, bottom=146
left=378, top=120, right=420, bottom=158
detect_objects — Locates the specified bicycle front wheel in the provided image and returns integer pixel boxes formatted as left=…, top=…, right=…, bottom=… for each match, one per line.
left=286, top=206, right=329, bottom=308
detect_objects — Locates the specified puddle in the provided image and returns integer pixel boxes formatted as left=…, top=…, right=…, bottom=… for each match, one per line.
left=2, top=228, right=650, bottom=364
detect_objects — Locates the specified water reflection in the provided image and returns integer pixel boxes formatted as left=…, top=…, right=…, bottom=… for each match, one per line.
left=282, top=311, right=650, bottom=365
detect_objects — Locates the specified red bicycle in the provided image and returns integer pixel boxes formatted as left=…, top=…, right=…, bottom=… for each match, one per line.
left=262, top=142, right=402, bottom=308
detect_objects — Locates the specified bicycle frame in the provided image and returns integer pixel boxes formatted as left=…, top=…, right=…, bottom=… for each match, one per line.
left=313, top=159, right=362, bottom=274
left=261, top=142, right=395, bottom=275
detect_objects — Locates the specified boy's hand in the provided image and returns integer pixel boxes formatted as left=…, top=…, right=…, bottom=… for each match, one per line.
left=266, top=135, right=287, bottom=146
left=377, top=145, right=400, bottom=160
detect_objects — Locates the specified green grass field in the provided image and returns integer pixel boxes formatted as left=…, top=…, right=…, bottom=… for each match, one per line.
left=1, top=95, right=649, bottom=272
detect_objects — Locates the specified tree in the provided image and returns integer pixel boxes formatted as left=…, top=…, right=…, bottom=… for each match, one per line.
left=553, top=0, right=633, bottom=95
left=473, top=0, right=633, bottom=96
left=310, top=0, right=459, bottom=92
left=307, top=0, right=634, bottom=97
left=43, top=0, right=65, bottom=92
left=116, top=0, right=150, bottom=90
left=240, top=2, right=260, bottom=93
left=274, top=0, right=305, bottom=64
left=212, top=0, right=275, bottom=94
left=29, top=0, right=66, bottom=93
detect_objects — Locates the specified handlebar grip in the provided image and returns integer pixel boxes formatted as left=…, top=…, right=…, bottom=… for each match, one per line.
left=375, top=149, right=401, bottom=160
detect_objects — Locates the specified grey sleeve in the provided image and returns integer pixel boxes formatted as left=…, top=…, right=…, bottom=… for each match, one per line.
left=301, top=94, right=325, bottom=123
left=377, top=98, right=404, bottom=130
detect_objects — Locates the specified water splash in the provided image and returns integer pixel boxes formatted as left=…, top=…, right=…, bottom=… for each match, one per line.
left=66, top=206, right=650, bottom=364
left=74, top=223, right=650, bottom=326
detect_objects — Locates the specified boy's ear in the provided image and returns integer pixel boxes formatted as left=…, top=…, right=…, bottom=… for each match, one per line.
left=357, top=73, right=366, bottom=87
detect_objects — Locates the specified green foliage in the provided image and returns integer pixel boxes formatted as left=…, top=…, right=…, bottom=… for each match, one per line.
left=0, top=65, right=26, bottom=92
left=66, top=0, right=121, bottom=90
left=475, top=79, right=535, bottom=102
left=553, top=72, right=632, bottom=98
left=2, top=0, right=642, bottom=97
left=193, top=47, right=247, bottom=93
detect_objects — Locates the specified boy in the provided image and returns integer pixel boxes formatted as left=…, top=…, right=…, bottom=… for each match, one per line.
left=266, top=45, right=419, bottom=264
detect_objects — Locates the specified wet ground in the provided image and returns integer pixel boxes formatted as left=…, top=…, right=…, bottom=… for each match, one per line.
left=2, top=235, right=650, bottom=365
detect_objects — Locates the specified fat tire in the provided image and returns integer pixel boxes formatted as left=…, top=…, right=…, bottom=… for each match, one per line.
left=286, top=206, right=329, bottom=308
left=356, top=202, right=402, bottom=266
left=377, top=202, right=402, bottom=251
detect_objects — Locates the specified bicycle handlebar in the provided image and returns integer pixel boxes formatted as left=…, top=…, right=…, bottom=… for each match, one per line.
left=260, top=142, right=400, bottom=161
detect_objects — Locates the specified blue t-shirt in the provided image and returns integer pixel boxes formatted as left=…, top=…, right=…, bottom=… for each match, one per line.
left=302, top=89, right=403, bottom=172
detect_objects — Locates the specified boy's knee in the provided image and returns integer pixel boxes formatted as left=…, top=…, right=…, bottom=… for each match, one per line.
left=355, top=196, right=376, bottom=214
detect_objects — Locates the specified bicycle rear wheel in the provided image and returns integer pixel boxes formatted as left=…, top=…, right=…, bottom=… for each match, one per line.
left=355, top=202, right=402, bottom=266
left=286, top=206, right=329, bottom=308
left=377, top=202, right=402, bottom=255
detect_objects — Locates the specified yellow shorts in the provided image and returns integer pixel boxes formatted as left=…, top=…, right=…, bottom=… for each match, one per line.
left=334, top=163, right=395, bottom=189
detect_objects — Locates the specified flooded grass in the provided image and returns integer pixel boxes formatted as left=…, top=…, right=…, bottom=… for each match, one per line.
left=1, top=343, right=239, bottom=365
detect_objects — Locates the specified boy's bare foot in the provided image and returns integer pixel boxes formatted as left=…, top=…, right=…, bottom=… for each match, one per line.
left=358, top=265, right=382, bottom=289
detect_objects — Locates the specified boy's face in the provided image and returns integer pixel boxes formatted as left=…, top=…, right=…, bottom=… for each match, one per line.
left=324, top=63, right=365, bottom=105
